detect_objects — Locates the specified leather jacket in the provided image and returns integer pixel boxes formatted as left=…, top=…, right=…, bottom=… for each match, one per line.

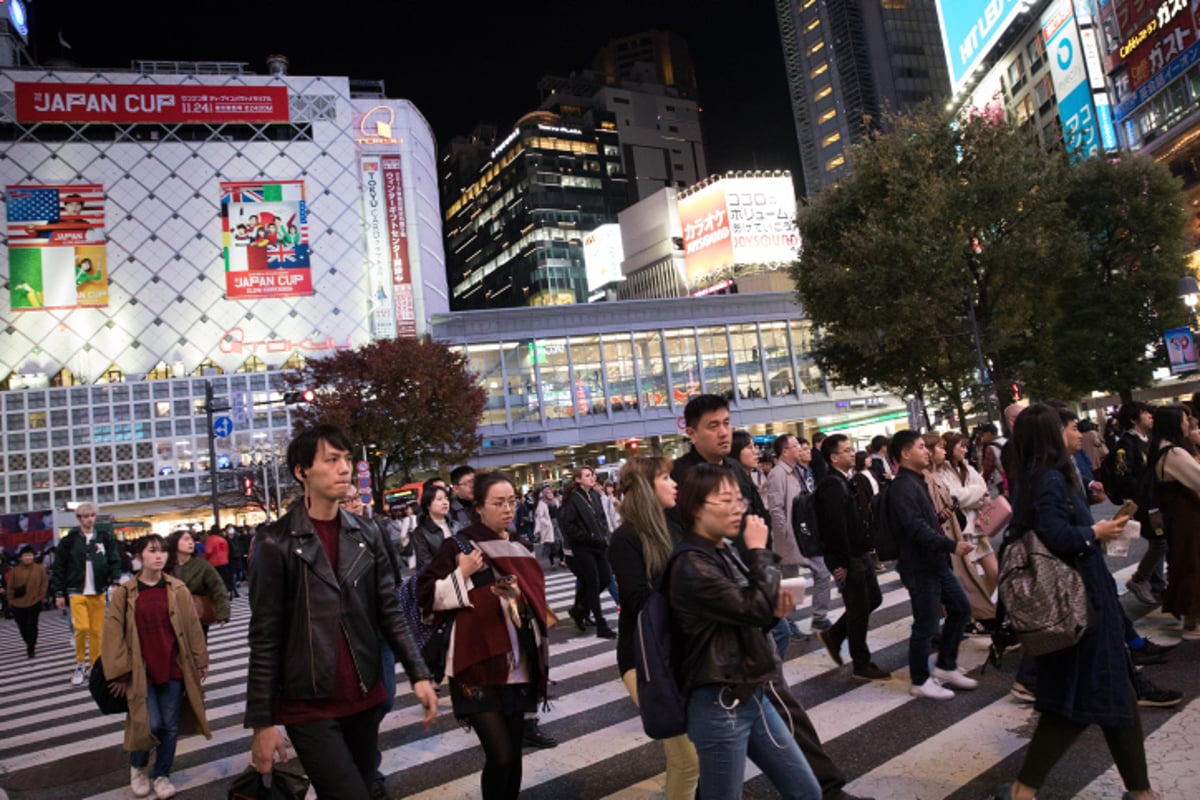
left=244, top=504, right=432, bottom=729
left=668, top=533, right=783, bottom=695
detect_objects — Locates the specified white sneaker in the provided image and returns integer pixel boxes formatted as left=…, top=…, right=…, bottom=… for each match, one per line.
left=152, top=776, right=176, bottom=799
left=129, top=766, right=151, bottom=797
left=931, top=664, right=979, bottom=690
left=909, top=678, right=956, bottom=700
left=71, top=662, right=86, bottom=686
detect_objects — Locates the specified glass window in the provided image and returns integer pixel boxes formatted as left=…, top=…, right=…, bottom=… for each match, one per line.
left=729, top=324, right=766, bottom=400
left=697, top=326, right=734, bottom=400
left=464, top=343, right=507, bottom=427
left=634, top=331, right=670, bottom=409
left=790, top=320, right=824, bottom=394
left=568, top=335, right=604, bottom=417
left=601, top=333, right=638, bottom=414
left=536, top=338, right=574, bottom=420
left=665, top=327, right=700, bottom=405
left=760, top=322, right=797, bottom=397
left=503, top=341, right=541, bottom=425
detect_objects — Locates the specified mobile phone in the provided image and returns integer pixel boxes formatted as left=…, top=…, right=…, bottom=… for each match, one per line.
left=497, top=574, right=517, bottom=587
left=1117, top=499, right=1138, bottom=519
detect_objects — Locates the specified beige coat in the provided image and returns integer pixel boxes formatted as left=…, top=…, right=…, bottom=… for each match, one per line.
left=102, top=575, right=212, bottom=752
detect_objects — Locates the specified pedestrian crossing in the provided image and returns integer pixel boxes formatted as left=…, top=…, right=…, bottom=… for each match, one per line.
left=0, top=557, right=1196, bottom=800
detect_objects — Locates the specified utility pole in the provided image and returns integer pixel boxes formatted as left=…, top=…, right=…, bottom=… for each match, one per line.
left=204, top=380, right=232, bottom=530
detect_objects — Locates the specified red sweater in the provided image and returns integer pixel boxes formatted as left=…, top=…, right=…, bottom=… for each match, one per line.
left=203, top=534, right=229, bottom=568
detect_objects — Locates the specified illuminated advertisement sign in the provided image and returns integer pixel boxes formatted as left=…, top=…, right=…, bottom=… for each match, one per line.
left=583, top=224, right=625, bottom=292
left=382, top=155, right=416, bottom=339
left=1123, top=3, right=1196, bottom=92
left=936, top=0, right=1029, bottom=92
left=359, top=156, right=416, bottom=338
left=678, top=176, right=800, bottom=282
left=14, top=82, right=289, bottom=124
left=6, top=183, right=107, bottom=311
left=1042, top=0, right=1102, bottom=160
left=220, top=180, right=312, bottom=300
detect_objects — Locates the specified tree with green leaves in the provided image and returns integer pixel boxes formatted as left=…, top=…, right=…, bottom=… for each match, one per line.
left=283, top=337, right=486, bottom=510
left=793, top=104, right=1188, bottom=426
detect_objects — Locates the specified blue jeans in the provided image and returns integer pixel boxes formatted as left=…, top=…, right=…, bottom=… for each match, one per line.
left=770, top=617, right=791, bottom=661
left=130, top=679, right=183, bottom=779
left=686, top=685, right=821, bottom=800
left=375, top=640, right=397, bottom=781
left=901, top=568, right=970, bottom=685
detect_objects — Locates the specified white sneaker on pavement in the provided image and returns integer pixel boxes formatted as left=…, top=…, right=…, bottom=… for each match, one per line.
left=152, top=776, right=176, bottom=799
left=71, top=662, right=86, bottom=686
left=931, top=664, right=979, bottom=690
left=909, top=678, right=956, bottom=700
left=129, top=766, right=151, bottom=797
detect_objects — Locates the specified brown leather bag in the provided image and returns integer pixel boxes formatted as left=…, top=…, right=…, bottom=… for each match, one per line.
left=193, top=594, right=216, bottom=625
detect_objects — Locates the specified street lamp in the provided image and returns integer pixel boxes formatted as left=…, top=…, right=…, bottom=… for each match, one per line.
left=1178, top=275, right=1199, bottom=329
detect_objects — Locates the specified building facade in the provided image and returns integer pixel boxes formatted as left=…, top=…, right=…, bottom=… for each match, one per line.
left=776, top=0, right=950, bottom=196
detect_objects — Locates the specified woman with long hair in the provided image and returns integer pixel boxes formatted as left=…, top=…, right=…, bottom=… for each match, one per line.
left=412, top=483, right=459, bottom=575
left=417, top=472, right=551, bottom=800
left=559, top=466, right=617, bottom=638
left=732, top=430, right=767, bottom=498
left=922, top=433, right=996, bottom=625
left=938, top=431, right=1000, bottom=591
left=670, top=463, right=820, bottom=800
left=104, top=534, right=211, bottom=799
left=164, top=530, right=229, bottom=640
left=608, top=457, right=699, bottom=800
left=1148, top=405, right=1200, bottom=639
left=533, top=485, right=561, bottom=567
left=996, top=404, right=1155, bottom=800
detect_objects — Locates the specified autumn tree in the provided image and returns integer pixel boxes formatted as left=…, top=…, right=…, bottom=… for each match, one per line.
left=283, top=337, right=486, bottom=510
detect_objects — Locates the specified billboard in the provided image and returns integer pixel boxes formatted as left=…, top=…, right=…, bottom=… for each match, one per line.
left=220, top=180, right=313, bottom=300
left=583, top=223, right=625, bottom=292
left=936, top=0, right=1030, bottom=92
left=360, top=156, right=416, bottom=339
left=14, top=82, right=289, bottom=124
left=1122, top=2, right=1197, bottom=92
left=678, top=176, right=800, bottom=282
left=1042, top=0, right=1102, bottom=160
left=0, top=511, right=53, bottom=553
left=6, top=183, right=107, bottom=310
left=1165, top=326, right=1199, bottom=374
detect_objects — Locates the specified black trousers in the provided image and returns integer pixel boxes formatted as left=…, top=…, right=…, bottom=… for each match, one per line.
left=570, top=546, right=612, bottom=629
left=827, top=555, right=883, bottom=669
left=12, top=605, right=40, bottom=651
left=216, top=563, right=237, bottom=596
left=286, top=703, right=382, bottom=800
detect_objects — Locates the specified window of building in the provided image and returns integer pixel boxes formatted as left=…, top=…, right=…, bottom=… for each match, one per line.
left=805, top=17, right=821, bottom=33
left=634, top=331, right=670, bottom=409
left=759, top=322, right=796, bottom=398
left=810, top=62, right=829, bottom=80
left=534, top=337, right=573, bottom=420
left=665, top=328, right=700, bottom=405
left=821, top=131, right=842, bottom=148
left=1026, top=35, right=1046, bottom=69
left=192, top=359, right=224, bottom=376
left=825, top=154, right=846, bottom=171
left=814, top=85, right=833, bottom=101
left=237, top=355, right=268, bottom=373
left=1007, top=54, right=1026, bottom=91
left=281, top=351, right=306, bottom=371
left=503, top=341, right=541, bottom=425
left=729, top=324, right=766, bottom=400
left=818, top=108, right=837, bottom=124
left=1033, top=74, right=1054, bottom=107
left=696, top=327, right=734, bottom=400
left=568, top=335, right=604, bottom=416
left=601, top=333, right=637, bottom=414
left=145, top=362, right=172, bottom=380
left=807, top=40, right=825, bottom=56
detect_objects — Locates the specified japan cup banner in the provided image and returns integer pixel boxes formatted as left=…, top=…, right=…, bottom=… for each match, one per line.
left=221, top=180, right=312, bottom=300
left=5, top=183, right=108, bottom=311
left=14, top=83, right=289, bottom=124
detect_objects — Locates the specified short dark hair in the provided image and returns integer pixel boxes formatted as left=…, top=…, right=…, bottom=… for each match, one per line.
left=676, top=463, right=737, bottom=533
left=1117, top=402, right=1151, bottom=431
left=472, top=471, right=515, bottom=509
left=450, top=465, right=475, bottom=486
left=134, top=533, right=167, bottom=556
left=772, top=433, right=795, bottom=459
left=812, top=432, right=827, bottom=445
left=889, top=430, right=922, bottom=464
left=286, top=425, right=353, bottom=483
left=419, top=484, right=451, bottom=518
left=421, top=476, right=446, bottom=499
left=869, top=435, right=890, bottom=455
left=684, top=394, right=728, bottom=429
left=821, top=433, right=849, bottom=461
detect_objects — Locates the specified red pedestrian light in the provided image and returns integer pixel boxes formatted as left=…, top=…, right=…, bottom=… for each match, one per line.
left=243, top=476, right=254, bottom=496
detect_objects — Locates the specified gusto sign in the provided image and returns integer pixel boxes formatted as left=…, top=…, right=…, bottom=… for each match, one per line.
left=14, top=83, right=290, bottom=124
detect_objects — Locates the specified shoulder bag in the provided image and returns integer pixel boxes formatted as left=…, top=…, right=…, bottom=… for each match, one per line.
left=997, top=528, right=1091, bottom=656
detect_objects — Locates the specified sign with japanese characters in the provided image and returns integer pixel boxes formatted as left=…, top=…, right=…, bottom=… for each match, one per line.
left=220, top=180, right=312, bottom=300
left=1042, top=0, right=1102, bottom=160
left=678, top=176, right=800, bottom=282
left=14, top=82, right=289, bottom=124
left=1122, top=0, right=1197, bottom=91
left=6, top=183, right=108, bottom=311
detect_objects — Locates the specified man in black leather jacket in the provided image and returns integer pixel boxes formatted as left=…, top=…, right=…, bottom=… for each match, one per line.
left=245, top=425, right=437, bottom=799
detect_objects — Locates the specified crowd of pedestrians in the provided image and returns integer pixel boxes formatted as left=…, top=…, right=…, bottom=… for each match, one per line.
left=7, top=391, right=1198, bottom=799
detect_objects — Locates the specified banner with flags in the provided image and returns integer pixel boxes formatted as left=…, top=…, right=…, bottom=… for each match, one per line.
left=6, top=183, right=108, bottom=311
left=220, top=179, right=313, bottom=300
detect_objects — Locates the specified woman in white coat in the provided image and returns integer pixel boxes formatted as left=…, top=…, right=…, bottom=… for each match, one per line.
left=533, top=485, right=561, bottom=567
left=938, top=431, right=1000, bottom=592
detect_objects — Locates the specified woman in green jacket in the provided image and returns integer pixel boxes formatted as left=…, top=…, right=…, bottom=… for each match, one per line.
left=165, top=531, right=230, bottom=638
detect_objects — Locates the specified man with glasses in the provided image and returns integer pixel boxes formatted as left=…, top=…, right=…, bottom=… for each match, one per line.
left=50, top=501, right=121, bottom=685
left=814, top=434, right=890, bottom=682
left=448, top=465, right=475, bottom=530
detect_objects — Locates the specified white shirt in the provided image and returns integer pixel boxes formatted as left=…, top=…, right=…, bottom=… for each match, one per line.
left=82, top=531, right=97, bottom=595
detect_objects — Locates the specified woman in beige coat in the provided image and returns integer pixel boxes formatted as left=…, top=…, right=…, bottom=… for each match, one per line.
left=102, top=534, right=211, bottom=799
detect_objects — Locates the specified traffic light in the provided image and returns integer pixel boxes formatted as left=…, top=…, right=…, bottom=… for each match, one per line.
left=242, top=476, right=254, bottom=497
left=283, top=388, right=316, bottom=404
left=628, top=439, right=639, bottom=454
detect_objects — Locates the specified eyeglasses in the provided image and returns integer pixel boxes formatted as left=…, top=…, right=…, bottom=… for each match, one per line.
left=705, top=496, right=749, bottom=512
left=456, top=477, right=475, bottom=487
left=488, top=498, right=519, bottom=510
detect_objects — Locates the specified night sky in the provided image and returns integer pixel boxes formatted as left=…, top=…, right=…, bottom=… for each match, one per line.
left=24, top=0, right=803, bottom=179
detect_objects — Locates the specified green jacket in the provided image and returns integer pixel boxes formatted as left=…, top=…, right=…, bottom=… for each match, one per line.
left=174, top=556, right=231, bottom=623
left=49, top=525, right=122, bottom=598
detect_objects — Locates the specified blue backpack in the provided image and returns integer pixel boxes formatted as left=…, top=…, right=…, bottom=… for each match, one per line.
left=396, top=534, right=474, bottom=682
left=633, top=543, right=705, bottom=740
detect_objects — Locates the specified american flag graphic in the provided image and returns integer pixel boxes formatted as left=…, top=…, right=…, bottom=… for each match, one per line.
left=5, top=184, right=105, bottom=246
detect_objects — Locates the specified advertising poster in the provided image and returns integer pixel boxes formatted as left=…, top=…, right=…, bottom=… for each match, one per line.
left=679, top=176, right=800, bottom=282
left=1042, top=0, right=1102, bottom=160
left=220, top=180, right=312, bottom=300
left=935, top=0, right=1028, bottom=92
left=1165, top=326, right=1199, bottom=374
left=14, top=83, right=289, bottom=125
left=382, top=155, right=416, bottom=339
left=6, top=183, right=107, bottom=311
left=583, top=223, right=625, bottom=292
left=0, top=511, right=54, bottom=553
left=679, top=182, right=736, bottom=281
left=359, top=157, right=398, bottom=339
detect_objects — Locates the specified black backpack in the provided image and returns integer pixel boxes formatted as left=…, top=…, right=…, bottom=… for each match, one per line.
left=868, top=482, right=899, bottom=561
left=791, top=487, right=823, bottom=558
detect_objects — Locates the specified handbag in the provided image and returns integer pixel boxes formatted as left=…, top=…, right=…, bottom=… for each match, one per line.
left=88, top=657, right=130, bottom=715
left=193, top=594, right=217, bottom=625
left=228, top=764, right=310, bottom=800
left=974, top=495, right=1013, bottom=539
left=998, top=528, right=1092, bottom=656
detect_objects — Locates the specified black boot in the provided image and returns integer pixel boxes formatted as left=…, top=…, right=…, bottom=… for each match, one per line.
left=568, top=606, right=587, bottom=632
left=596, top=620, right=617, bottom=639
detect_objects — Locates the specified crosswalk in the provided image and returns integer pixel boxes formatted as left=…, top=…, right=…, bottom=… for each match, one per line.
left=0, top=556, right=1196, bottom=800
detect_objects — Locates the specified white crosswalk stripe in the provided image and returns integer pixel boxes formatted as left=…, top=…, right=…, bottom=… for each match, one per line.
left=0, top=559, right=1189, bottom=800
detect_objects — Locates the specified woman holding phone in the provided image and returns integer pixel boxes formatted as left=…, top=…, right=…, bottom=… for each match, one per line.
left=669, top=463, right=820, bottom=800
left=417, top=472, right=551, bottom=800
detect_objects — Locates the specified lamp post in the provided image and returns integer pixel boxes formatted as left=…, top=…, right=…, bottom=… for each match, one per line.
left=204, top=380, right=232, bottom=530
left=1178, top=275, right=1200, bottom=330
